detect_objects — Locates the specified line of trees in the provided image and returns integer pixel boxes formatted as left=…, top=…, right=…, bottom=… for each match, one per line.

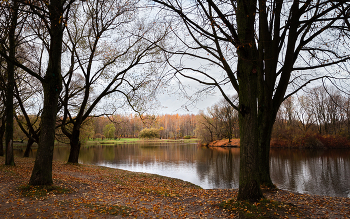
left=196, top=98, right=239, bottom=144
left=1, top=0, right=350, bottom=203
left=8, top=113, right=198, bottom=142
left=65, top=114, right=197, bottom=141
left=273, top=85, right=350, bottom=147
left=0, top=0, right=168, bottom=186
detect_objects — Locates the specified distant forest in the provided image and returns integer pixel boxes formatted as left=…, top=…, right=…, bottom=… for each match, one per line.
left=9, top=85, right=349, bottom=150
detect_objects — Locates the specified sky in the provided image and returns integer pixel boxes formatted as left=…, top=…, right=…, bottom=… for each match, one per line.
left=156, top=91, right=222, bottom=115
left=152, top=74, right=235, bottom=115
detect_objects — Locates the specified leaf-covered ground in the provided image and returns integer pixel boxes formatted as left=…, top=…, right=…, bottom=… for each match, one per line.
left=1, top=156, right=350, bottom=218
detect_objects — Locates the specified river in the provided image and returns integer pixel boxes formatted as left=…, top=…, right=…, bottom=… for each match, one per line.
left=14, top=142, right=350, bottom=198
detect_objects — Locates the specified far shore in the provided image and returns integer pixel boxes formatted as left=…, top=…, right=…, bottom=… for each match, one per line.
left=10, top=137, right=200, bottom=149
left=206, top=137, right=350, bottom=149
left=207, top=139, right=240, bottom=147
left=11, top=135, right=350, bottom=149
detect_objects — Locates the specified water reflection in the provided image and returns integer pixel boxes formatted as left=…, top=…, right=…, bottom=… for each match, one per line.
left=14, top=144, right=350, bottom=197
left=270, top=149, right=350, bottom=198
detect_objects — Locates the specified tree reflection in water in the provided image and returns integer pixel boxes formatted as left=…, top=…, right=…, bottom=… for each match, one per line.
left=270, top=149, right=350, bottom=198
left=14, top=144, right=350, bottom=197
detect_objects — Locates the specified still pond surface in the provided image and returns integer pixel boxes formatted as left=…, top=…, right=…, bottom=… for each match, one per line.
left=15, top=142, right=350, bottom=198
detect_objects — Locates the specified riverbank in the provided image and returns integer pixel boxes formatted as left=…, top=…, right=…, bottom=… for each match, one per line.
left=207, top=139, right=240, bottom=147
left=207, top=135, right=350, bottom=149
left=1, top=156, right=349, bottom=218
left=10, top=138, right=200, bottom=149
left=87, top=138, right=199, bottom=146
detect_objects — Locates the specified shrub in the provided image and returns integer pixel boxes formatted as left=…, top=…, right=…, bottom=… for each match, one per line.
left=317, top=135, right=350, bottom=148
left=94, top=133, right=103, bottom=139
left=183, top=135, right=191, bottom=139
left=138, top=128, right=160, bottom=139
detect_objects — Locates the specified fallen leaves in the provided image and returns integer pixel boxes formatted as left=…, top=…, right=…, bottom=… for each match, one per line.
left=1, top=156, right=350, bottom=218
left=18, top=185, right=71, bottom=199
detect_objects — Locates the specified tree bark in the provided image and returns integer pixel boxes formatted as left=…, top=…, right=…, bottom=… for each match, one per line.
left=67, top=128, right=81, bottom=163
left=237, top=58, right=263, bottom=202
left=236, top=0, right=263, bottom=202
left=29, top=1, right=63, bottom=186
left=258, top=110, right=275, bottom=187
left=0, top=116, right=5, bottom=156
left=23, top=138, right=35, bottom=157
left=5, top=0, right=18, bottom=166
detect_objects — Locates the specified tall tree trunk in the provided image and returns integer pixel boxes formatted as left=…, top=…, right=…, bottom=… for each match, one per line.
left=258, top=109, right=275, bottom=188
left=236, top=0, right=263, bottom=202
left=0, top=116, right=5, bottom=156
left=237, top=59, right=263, bottom=201
left=29, top=1, right=63, bottom=186
left=5, top=0, right=18, bottom=166
left=68, top=127, right=81, bottom=163
left=23, top=138, right=35, bottom=157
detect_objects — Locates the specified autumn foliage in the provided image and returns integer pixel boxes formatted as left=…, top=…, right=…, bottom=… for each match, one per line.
left=271, top=133, right=350, bottom=149
left=138, top=128, right=160, bottom=139
left=271, top=86, right=350, bottom=149
left=1, top=156, right=350, bottom=218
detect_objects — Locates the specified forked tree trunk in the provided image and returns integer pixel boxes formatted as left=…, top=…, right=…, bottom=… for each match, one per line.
left=29, top=1, right=63, bottom=186
left=23, top=138, right=35, bottom=157
left=68, top=128, right=81, bottom=163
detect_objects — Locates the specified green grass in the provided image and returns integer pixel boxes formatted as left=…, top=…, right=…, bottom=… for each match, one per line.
left=85, top=138, right=199, bottom=146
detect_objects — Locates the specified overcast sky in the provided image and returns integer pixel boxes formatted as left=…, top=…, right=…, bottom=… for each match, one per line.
left=156, top=91, right=221, bottom=115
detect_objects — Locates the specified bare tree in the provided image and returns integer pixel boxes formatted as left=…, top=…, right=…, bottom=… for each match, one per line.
left=195, top=98, right=238, bottom=144
left=59, top=0, right=168, bottom=163
left=295, top=95, right=315, bottom=133
left=326, top=88, right=344, bottom=135
left=151, top=0, right=350, bottom=201
left=0, top=0, right=20, bottom=165
left=196, top=110, right=216, bottom=143
left=0, top=0, right=78, bottom=185
left=14, top=78, right=42, bottom=157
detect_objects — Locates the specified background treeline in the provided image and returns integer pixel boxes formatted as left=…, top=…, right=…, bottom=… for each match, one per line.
left=90, top=114, right=197, bottom=140
left=273, top=86, right=350, bottom=148
left=9, top=85, right=350, bottom=149
left=11, top=114, right=198, bottom=142
left=197, top=85, right=350, bottom=148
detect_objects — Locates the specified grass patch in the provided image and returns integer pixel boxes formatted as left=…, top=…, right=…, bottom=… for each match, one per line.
left=18, top=185, right=71, bottom=198
left=85, top=138, right=200, bottom=146
left=85, top=203, right=132, bottom=216
left=220, top=198, right=301, bottom=218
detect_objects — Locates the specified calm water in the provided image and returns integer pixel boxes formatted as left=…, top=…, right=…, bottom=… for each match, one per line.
left=14, top=142, right=350, bottom=198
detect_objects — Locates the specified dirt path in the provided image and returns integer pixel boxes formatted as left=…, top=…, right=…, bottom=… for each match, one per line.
left=1, top=157, right=350, bottom=218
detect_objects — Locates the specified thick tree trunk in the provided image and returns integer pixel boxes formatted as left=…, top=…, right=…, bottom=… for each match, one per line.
left=238, top=119, right=262, bottom=201
left=23, top=138, right=35, bottom=157
left=68, top=128, right=81, bottom=163
left=5, top=0, right=18, bottom=166
left=29, top=80, right=61, bottom=185
left=237, top=58, right=263, bottom=202
left=236, top=0, right=263, bottom=202
left=0, top=116, right=5, bottom=156
left=29, top=1, right=63, bottom=186
left=258, top=110, right=275, bottom=188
